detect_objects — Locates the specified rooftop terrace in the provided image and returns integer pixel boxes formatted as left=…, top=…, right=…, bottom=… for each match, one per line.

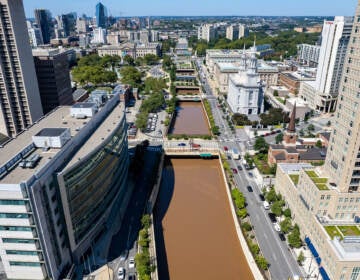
left=305, top=170, right=329, bottom=190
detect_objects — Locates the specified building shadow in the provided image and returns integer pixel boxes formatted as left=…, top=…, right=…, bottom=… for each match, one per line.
left=153, top=156, right=175, bottom=280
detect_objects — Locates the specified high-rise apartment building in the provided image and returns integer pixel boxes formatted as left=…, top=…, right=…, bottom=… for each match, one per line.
left=226, top=25, right=239, bottom=41
left=34, top=9, right=53, bottom=44
left=238, top=24, right=249, bottom=39
left=197, top=24, right=216, bottom=42
left=297, top=43, right=321, bottom=67
left=76, top=17, right=88, bottom=33
left=300, top=16, right=353, bottom=112
left=95, top=2, right=107, bottom=28
left=28, top=27, right=43, bottom=47
left=0, top=0, right=43, bottom=137
left=32, top=49, right=74, bottom=114
left=274, top=6, right=360, bottom=279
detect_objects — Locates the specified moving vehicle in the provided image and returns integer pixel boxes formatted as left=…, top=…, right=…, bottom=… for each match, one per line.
left=128, top=257, right=135, bottom=269
left=191, top=143, right=201, bottom=149
left=237, top=165, right=243, bottom=171
left=231, top=148, right=240, bottom=160
left=278, top=233, right=286, bottom=241
left=118, top=267, right=125, bottom=280
left=232, top=168, right=238, bottom=174
left=258, top=194, right=265, bottom=201
left=247, top=186, right=253, bottom=192
left=178, top=143, right=186, bottom=147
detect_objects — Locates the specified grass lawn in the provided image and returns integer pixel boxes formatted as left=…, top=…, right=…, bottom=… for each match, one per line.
left=305, top=170, right=329, bottom=190
left=324, top=226, right=343, bottom=240
left=338, top=226, right=360, bottom=236
left=289, top=174, right=299, bottom=185
left=253, top=153, right=275, bottom=175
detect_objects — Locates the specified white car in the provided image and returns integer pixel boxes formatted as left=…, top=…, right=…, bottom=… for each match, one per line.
left=118, top=267, right=125, bottom=280
left=273, top=222, right=281, bottom=232
left=128, top=257, right=135, bottom=269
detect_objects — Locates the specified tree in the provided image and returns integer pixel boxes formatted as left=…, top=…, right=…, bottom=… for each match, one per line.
left=283, top=208, right=292, bottom=218
left=71, top=65, right=117, bottom=85
left=254, top=137, right=269, bottom=152
left=123, top=55, right=135, bottom=66
left=297, top=251, right=305, bottom=265
left=255, top=255, right=269, bottom=270
left=280, top=217, right=292, bottom=234
left=265, top=188, right=277, bottom=203
left=101, top=55, right=121, bottom=71
left=236, top=208, right=248, bottom=219
left=232, top=113, right=251, bottom=126
left=315, top=140, right=322, bottom=148
left=307, top=124, right=315, bottom=132
left=249, top=242, right=260, bottom=255
left=241, top=222, right=252, bottom=232
left=141, top=214, right=151, bottom=228
left=144, top=77, right=167, bottom=94
left=271, top=201, right=283, bottom=217
left=120, top=66, right=142, bottom=88
left=275, top=132, right=284, bottom=144
left=288, top=225, right=302, bottom=248
left=143, top=54, right=160, bottom=65
left=162, top=55, right=172, bottom=70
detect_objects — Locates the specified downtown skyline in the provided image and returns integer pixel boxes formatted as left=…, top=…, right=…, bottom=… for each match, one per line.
left=24, top=0, right=358, bottom=18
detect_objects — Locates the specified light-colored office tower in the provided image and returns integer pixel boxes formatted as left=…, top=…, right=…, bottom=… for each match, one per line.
left=316, top=16, right=353, bottom=99
left=91, top=27, right=107, bottom=44
left=325, top=16, right=360, bottom=191
left=139, top=29, right=149, bottom=44
left=76, top=17, right=88, bottom=33
left=297, top=43, right=321, bottom=67
left=238, top=24, right=249, bottom=39
left=300, top=16, right=353, bottom=112
left=28, top=27, right=43, bottom=47
left=226, top=25, right=239, bottom=41
left=0, top=0, right=43, bottom=138
left=197, top=24, right=215, bottom=42
left=150, top=30, right=159, bottom=42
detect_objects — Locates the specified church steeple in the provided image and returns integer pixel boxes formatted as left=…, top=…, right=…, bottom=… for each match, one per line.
left=283, top=103, right=297, bottom=145
left=239, top=44, right=247, bottom=72
left=247, top=39, right=257, bottom=74
left=287, top=102, right=296, bottom=133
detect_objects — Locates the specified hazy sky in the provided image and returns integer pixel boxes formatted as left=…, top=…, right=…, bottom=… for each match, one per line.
left=24, top=0, right=358, bottom=18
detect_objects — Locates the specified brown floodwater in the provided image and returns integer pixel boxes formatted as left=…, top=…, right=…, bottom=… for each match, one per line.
left=170, top=102, right=210, bottom=135
left=154, top=158, right=254, bottom=280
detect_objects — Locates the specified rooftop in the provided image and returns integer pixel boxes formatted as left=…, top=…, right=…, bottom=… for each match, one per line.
left=0, top=99, right=125, bottom=184
left=35, top=128, right=67, bottom=137
left=305, top=170, right=329, bottom=190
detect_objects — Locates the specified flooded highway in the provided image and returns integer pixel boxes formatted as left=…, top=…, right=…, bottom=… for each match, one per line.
left=154, top=158, right=254, bottom=280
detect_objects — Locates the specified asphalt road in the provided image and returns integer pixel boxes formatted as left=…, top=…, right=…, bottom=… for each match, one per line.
left=199, top=61, right=304, bottom=280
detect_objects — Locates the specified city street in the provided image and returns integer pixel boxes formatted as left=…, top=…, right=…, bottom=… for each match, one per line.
left=200, top=61, right=304, bottom=279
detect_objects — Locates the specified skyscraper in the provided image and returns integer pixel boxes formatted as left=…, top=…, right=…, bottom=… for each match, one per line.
left=95, top=2, right=107, bottom=28
left=0, top=0, right=43, bottom=137
left=34, top=9, right=54, bottom=44
left=325, top=15, right=360, bottom=191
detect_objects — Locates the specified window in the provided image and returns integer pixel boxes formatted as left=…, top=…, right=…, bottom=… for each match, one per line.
left=339, top=198, right=344, bottom=203
left=2, top=238, right=35, bottom=244
left=350, top=267, right=360, bottom=280
left=6, top=250, right=37, bottom=256
left=321, top=195, right=325, bottom=200
left=9, top=261, right=40, bottom=267
left=0, top=213, right=28, bottom=219
left=0, top=200, right=25, bottom=205
left=0, top=226, right=31, bottom=231
left=326, top=195, right=331, bottom=200
left=345, top=198, right=349, bottom=202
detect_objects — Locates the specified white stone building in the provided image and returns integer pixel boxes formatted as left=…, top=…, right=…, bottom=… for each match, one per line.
left=227, top=46, right=264, bottom=116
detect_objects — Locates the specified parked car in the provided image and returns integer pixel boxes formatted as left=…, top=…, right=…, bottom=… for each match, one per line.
left=223, top=146, right=228, bottom=151
left=268, top=212, right=277, bottom=223
left=247, top=186, right=253, bottom=192
left=178, top=143, right=186, bottom=147
left=232, top=168, right=238, bottom=174
left=263, top=201, right=270, bottom=210
left=258, top=194, right=265, bottom=201
left=278, top=233, right=286, bottom=241
left=118, top=267, right=125, bottom=280
left=237, top=165, right=243, bottom=171
left=273, top=222, right=281, bottom=232
left=128, top=257, right=135, bottom=269
left=248, top=172, right=253, bottom=177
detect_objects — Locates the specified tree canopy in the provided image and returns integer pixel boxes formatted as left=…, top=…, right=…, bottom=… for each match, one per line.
left=144, top=77, right=167, bottom=94
left=72, top=65, right=117, bottom=85
left=120, top=66, right=142, bottom=88
left=254, top=137, right=269, bottom=152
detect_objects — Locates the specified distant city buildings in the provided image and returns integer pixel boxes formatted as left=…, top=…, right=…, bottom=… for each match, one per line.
left=238, top=24, right=249, bottom=39
left=97, top=42, right=161, bottom=59
left=227, top=45, right=264, bottom=116
left=226, top=25, right=239, bottom=41
left=32, top=48, right=74, bottom=114
left=34, top=9, right=54, bottom=44
left=28, top=27, right=43, bottom=47
left=197, top=24, right=216, bottom=42
left=0, top=0, right=43, bottom=138
left=300, top=16, right=353, bottom=112
left=92, top=27, right=107, bottom=44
